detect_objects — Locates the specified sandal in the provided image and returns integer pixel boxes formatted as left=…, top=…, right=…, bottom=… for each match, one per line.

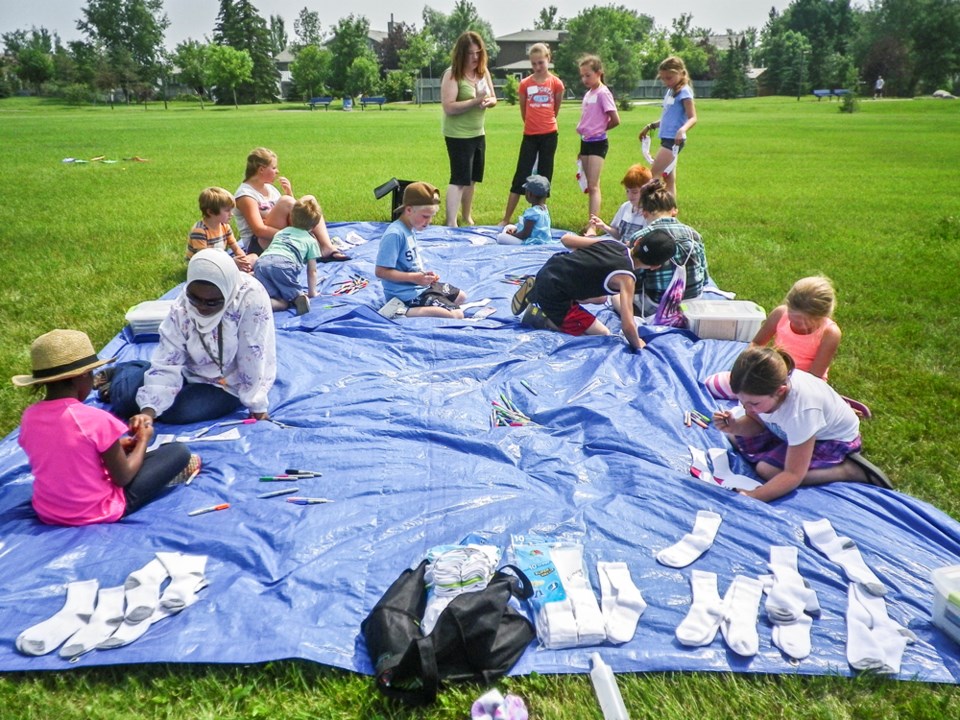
left=320, top=250, right=351, bottom=263
left=511, top=276, right=537, bottom=315
left=169, top=454, right=202, bottom=486
left=842, top=395, right=872, bottom=420
left=847, top=452, right=893, bottom=489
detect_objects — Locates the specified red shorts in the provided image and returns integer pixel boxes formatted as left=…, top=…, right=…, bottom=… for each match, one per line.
left=558, top=304, right=598, bottom=336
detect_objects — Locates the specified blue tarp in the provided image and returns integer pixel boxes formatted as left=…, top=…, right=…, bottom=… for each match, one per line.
left=1, top=222, right=959, bottom=681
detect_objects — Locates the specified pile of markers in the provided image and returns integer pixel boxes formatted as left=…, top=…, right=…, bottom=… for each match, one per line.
left=500, top=273, right=533, bottom=286
left=684, top=410, right=712, bottom=429
left=491, top=393, right=534, bottom=428
left=258, top=468, right=323, bottom=482
left=332, top=274, right=368, bottom=296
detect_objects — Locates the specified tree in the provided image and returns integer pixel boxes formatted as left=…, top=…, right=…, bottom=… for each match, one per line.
left=78, top=0, right=169, bottom=101
left=205, top=43, right=253, bottom=108
left=668, top=13, right=711, bottom=79
left=174, top=40, right=210, bottom=107
left=379, top=21, right=415, bottom=71
left=534, top=6, right=566, bottom=30
left=289, top=43, right=330, bottom=99
left=293, top=8, right=324, bottom=51
left=214, top=0, right=278, bottom=103
left=268, top=15, right=288, bottom=58
left=554, top=6, right=655, bottom=99
left=16, top=47, right=55, bottom=93
left=327, top=15, right=378, bottom=96
left=399, top=29, right=436, bottom=105
left=422, top=1, right=499, bottom=75
left=757, top=24, right=812, bottom=95
left=345, top=56, right=381, bottom=99
left=712, top=34, right=750, bottom=98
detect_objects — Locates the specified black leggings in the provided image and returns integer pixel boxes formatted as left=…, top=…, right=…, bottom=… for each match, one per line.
left=509, top=132, right=558, bottom=194
left=122, top=442, right=191, bottom=516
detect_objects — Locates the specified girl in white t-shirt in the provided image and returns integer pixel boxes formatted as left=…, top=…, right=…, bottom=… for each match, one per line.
left=714, top=346, right=891, bottom=502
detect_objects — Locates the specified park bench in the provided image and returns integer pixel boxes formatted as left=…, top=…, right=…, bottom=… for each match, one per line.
left=360, top=96, right=386, bottom=110
left=812, top=89, right=832, bottom=100
left=832, top=89, right=851, bottom=98
left=308, top=96, right=333, bottom=110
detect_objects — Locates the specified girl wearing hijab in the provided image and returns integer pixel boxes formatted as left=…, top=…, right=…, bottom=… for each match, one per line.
left=107, top=249, right=277, bottom=426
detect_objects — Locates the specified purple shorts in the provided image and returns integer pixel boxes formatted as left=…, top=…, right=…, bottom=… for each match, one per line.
left=734, top=428, right=862, bottom=470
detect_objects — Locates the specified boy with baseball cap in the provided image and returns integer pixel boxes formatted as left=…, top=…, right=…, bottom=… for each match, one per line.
left=375, top=181, right=467, bottom=319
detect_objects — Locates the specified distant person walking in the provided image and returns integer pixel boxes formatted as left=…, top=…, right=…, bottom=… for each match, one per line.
left=874, top=75, right=885, bottom=99
left=499, top=43, right=564, bottom=228
left=441, top=31, right=497, bottom=227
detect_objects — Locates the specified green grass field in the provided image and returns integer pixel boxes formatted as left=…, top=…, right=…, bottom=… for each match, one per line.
left=1, top=95, right=959, bottom=718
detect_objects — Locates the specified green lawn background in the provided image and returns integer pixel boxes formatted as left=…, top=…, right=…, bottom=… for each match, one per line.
left=0, top=96, right=959, bottom=718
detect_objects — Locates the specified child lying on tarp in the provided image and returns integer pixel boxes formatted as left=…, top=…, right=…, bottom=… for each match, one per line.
left=714, top=345, right=892, bottom=502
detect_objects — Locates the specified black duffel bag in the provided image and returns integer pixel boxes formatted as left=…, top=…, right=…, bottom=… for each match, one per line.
left=361, top=560, right=535, bottom=705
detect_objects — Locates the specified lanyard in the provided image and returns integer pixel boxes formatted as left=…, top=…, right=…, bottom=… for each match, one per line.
left=197, top=321, right=226, bottom=385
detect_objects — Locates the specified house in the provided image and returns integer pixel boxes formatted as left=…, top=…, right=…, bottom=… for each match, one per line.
left=492, top=29, right=565, bottom=79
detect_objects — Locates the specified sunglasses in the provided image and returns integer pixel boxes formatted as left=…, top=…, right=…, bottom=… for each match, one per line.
left=186, top=291, right=225, bottom=309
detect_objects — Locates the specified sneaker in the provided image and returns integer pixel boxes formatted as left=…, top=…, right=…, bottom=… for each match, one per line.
left=169, top=454, right=202, bottom=486
left=293, top=294, right=310, bottom=316
left=378, top=297, right=407, bottom=318
left=511, top=276, right=536, bottom=315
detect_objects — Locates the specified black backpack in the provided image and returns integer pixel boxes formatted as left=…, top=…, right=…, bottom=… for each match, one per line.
left=361, top=559, right=536, bottom=705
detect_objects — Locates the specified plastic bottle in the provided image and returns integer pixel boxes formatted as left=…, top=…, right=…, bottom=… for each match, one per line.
left=589, top=652, right=629, bottom=720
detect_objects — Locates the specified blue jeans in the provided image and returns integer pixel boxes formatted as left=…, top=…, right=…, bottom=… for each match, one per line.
left=123, top=442, right=191, bottom=515
left=109, top=360, right=243, bottom=425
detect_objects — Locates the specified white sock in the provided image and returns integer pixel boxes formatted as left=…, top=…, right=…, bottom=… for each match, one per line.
left=60, top=585, right=126, bottom=659
left=772, top=613, right=813, bottom=660
left=688, top=446, right=715, bottom=484
left=676, top=570, right=724, bottom=647
left=707, top=448, right=762, bottom=492
left=99, top=590, right=202, bottom=650
left=848, top=583, right=915, bottom=674
left=803, top=519, right=886, bottom=596
left=598, top=561, right=647, bottom=644
left=720, top=575, right=763, bottom=657
left=16, top=579, right=99, bottom=656
left=157, top=552, right=208, bottom=610
left=124, top=558, right=170, bottom=622
left=846, top=583, right=887, bottom=671
left=765, top=546, right=819, bottom=623
left=657, top=510, right=722, bottom=568
left=568, top=586, right=607, bottom=646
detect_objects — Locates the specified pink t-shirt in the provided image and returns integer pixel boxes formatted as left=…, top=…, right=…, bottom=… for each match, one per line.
left=576, top=84, right=616, bottom=141
left=19, top=398, right=128, bottom=526
left=774, top=313, right=838, bottom=380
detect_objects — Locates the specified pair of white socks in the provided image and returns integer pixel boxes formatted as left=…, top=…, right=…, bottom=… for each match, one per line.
left=803, top=519, right=886, bottom=596
left=761, top=546, right=821, bottom=660
left=16, top=553, right=208, bottom=658
left=676, top=571, right=763, bottom=657
left=538, top=545, right=606, bottom=649
left=597, top=561, right=647, bottom=644
left=846, top=582, right=916, bottom=673
left=657, top=510, right=723, bottom=568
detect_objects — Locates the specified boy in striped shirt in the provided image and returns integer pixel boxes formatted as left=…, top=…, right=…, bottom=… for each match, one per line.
left=186, top=187, right=254, bottom=272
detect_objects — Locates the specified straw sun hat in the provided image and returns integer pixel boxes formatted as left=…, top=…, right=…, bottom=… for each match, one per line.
left=11, top=329, right=114, bottom=387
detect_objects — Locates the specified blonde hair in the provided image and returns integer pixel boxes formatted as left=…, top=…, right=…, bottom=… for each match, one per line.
left=290, top=195, right=322, bottom=230
left=199, top=187, right=235, bottom=217
left=621, top=164, right=653, bottom=189
left=659, top=56, right=691, bottom=91
left=785, top=276, right=836, bottom=319
left=451, top=31, right=487, bottom=81
left=528, top=43, right=551, bottom=61
left=244, top=147, right=276, bottom=182
left=578, top=55, right=604, bottom=83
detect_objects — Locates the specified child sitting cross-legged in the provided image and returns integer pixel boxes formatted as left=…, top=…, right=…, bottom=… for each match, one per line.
left=187, top=187, right=254, bottom=272
left=375, top=182, right=467, bottom=319
left=14, top=330, right=196, bottom=526
left=496, top=175, right=555, bottom=245
left=253, top=194, right=321, bottom=316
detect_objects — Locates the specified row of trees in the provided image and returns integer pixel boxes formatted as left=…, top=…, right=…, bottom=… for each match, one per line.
left=2, top=0, right=958, bottom=105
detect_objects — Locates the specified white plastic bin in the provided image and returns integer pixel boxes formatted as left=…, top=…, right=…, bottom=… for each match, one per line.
left=680, top=300, right=766, bottom=342
left=931, top=565, right=960, bottom=644
left=125, top=300, right=174, bottom=341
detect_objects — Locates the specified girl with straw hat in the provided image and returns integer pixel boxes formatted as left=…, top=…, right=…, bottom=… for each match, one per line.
left=14, top=329, right=196, bottom=526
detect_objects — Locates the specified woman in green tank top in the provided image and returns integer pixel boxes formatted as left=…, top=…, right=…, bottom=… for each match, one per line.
left=440, top=31, right=497, bottom=227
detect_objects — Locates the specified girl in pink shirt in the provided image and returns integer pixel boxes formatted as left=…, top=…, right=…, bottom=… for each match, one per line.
left=576, top=55, right=620, bottom=221
left=14, top=330, right=195, bottom=526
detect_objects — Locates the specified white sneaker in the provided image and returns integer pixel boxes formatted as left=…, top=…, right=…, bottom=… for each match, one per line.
left=378, top=297, right=407, bottom=318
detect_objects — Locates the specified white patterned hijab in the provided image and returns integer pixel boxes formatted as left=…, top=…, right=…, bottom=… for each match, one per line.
left=185, top=249, right=240, bottom=333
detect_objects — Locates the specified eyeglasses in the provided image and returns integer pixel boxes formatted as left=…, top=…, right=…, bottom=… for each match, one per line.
left=186, top=291, right=225, bottom=309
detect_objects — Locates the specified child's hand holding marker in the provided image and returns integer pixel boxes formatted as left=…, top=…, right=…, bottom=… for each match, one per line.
left=713, top=409, right=733, bottom=430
